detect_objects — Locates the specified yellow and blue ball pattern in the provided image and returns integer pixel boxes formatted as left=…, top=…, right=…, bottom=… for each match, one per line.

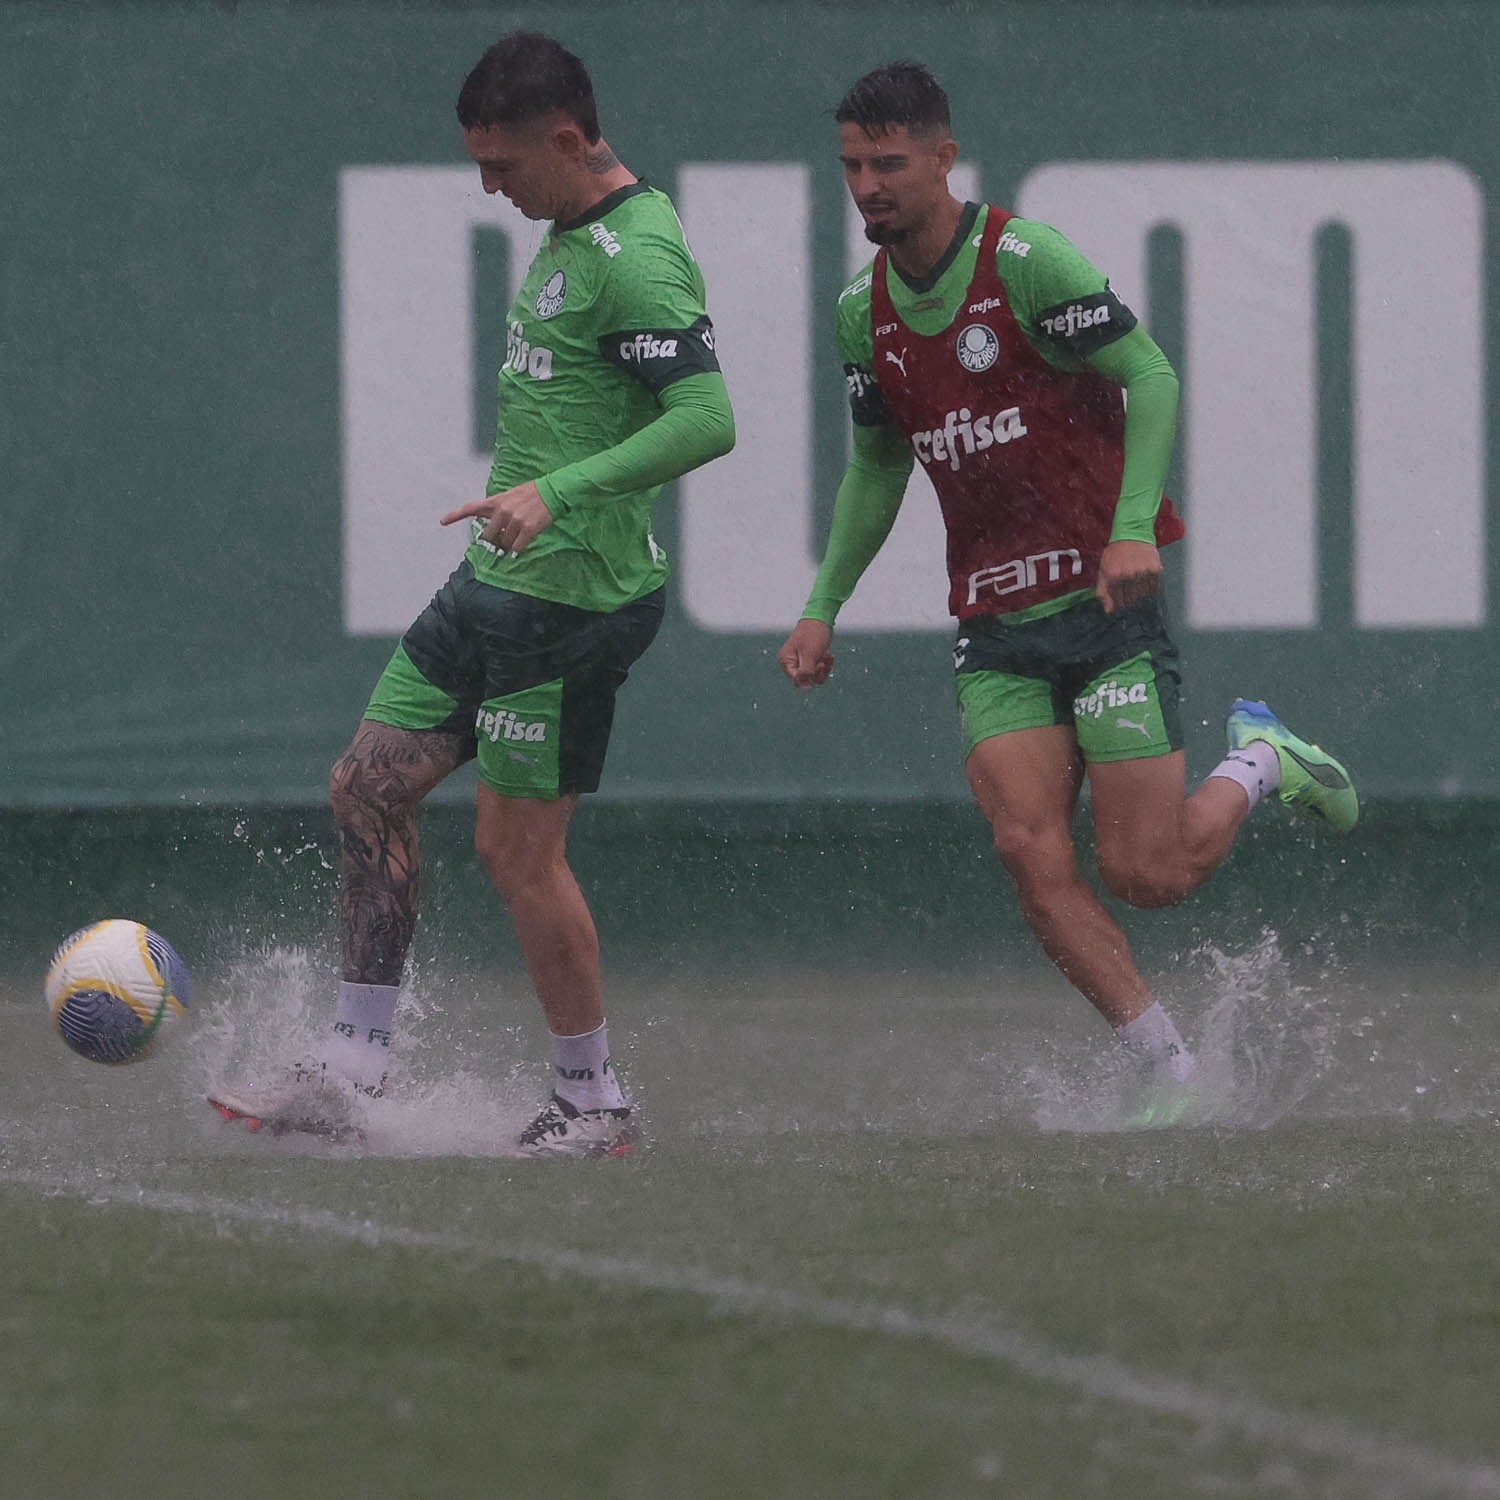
left=45, top=920, right=191, bottom=1065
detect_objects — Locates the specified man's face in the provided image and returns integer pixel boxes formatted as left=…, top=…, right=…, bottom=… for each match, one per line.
left=837, top=121, right=954, bottom=246
left=463, top=120, right=569, bottom=221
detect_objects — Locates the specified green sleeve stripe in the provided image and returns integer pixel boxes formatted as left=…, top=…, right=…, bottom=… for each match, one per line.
left=803, top=424, right=913, bottom=623
left=1087, top=326, right=1180, bottom=542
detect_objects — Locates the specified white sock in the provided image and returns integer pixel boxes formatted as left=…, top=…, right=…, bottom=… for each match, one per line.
left=1116, top=1002, right=1196, bottom=1084
left=324, top=981, right=398, bottom=1089
left=1206, top=740, right=1281, bottom=811
left=551, top=1022, right=626, bottom=1110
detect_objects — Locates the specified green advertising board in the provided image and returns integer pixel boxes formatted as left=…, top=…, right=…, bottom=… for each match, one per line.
left=3, top=1, right=1495, bottom=806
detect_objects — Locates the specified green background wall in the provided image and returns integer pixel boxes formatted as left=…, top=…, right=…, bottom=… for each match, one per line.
left=4, top=1, right=1496, bottom=808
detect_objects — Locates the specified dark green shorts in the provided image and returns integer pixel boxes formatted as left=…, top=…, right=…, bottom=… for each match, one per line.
left=363, top=561, right=665, bottom=799
left=954, top=595, right=1183, bottom=763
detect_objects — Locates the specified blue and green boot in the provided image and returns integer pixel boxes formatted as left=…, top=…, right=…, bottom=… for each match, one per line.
left=1226, top=699, right=1359, bottom=833
left=1123, top=1080, right=1201, bottom=1130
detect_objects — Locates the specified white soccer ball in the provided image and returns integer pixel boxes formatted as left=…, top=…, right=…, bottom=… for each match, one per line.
left=45, top=919, right=191, bottom=1065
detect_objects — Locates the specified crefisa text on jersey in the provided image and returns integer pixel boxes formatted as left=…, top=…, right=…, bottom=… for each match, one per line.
left=505, top=320, right=554, bottom=380
left=912, top=405, right=1028, bottom=471
left=616, top=332, right=680, bottom=362
left=589, top=222, right=622, bottom=257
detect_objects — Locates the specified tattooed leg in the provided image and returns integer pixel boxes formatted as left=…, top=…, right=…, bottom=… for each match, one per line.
left=329, top=721, right=471, bottom=986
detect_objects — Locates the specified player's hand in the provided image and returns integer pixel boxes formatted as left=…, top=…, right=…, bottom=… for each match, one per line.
left=1095, top=540, right=1163, bottom=614
left=440, top=481, right=554, bottom=554
left=778, top=619, right=835, bottom=690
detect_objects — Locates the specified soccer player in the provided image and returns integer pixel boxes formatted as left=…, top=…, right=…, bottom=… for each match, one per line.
left=778, top=62, right=1356, bottom=1121
left=211, top=32, right=734, bottom=1154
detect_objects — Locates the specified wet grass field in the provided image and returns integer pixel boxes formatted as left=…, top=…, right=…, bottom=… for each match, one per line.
left=3, top=805, right=1500, bottom=1499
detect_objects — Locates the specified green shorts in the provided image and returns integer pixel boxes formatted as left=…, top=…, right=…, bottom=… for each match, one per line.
left=363, top=561, right=665, bottom=799
left=954, top=594, right=1183, bottom=763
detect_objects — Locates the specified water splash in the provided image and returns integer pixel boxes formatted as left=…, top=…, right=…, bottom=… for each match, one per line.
left=1189, top=929, right=1339, bottom=1125
left=186, top=944, right=327, bottom=1098
left=184, top=945, right=547, bottom=1159
left=1026, top=930, right=1336, bottom=1133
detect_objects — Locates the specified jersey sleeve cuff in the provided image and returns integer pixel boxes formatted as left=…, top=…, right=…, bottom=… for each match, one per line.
left=1107, top=515, right=1160, bottom=544
left=535, top=474, right=569, bottom=517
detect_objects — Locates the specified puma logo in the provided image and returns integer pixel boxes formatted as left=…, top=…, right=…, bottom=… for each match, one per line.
left=1284, top=746, right=1349, bottom=789
left=1115, top=715, right=1152, bottom=738
left=884, top=349, right=909, bottom=377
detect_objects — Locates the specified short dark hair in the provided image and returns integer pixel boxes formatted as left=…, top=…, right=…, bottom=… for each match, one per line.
left=456, top=31, right=601, bottom=142
left=834, top=61, right=951, bottom=137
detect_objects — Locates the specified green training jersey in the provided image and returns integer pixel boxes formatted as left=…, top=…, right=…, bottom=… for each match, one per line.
left=835, top=205, right=1135, bottom=407
left=471, top=181, right=721, bottom=611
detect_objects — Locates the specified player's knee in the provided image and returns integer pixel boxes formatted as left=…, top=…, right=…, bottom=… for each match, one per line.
left=989, top=816, right=1071, bottom=889
left=473, top=819, right=509, bottom=884
left=473, top=820, right=555, bottom=902
left=1097, top=847, right=1189, bottom=910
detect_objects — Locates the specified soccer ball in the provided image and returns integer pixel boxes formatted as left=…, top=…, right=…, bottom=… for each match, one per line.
left=45, top=920, right=191, bottom=1064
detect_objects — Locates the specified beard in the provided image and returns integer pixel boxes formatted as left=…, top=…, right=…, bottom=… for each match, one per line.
left=862, top=220, right=909, bottom=246
left=858, top=200, right=911, bottom=246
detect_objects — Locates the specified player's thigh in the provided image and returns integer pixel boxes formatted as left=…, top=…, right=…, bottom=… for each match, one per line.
left=963, top=714, right=1084, bottom=881
left=474, top=782, right=579, bottom=885
left=332, top=719, right=474, bottom=813
left=359, top=562, right=489, bottom=749
left=1087, top=748, right=1189, bottom=861
left=346, top=627, right=479, bottom=810
left=1068, top=597, right=1184, bottom=766
left=472, top=587, right=665, bottom=801
left=1069, top=599, right=1188, bottom=861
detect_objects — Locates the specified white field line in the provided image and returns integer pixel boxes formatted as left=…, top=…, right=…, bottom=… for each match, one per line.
left=7, top=1169, right=1500, bottom=1499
